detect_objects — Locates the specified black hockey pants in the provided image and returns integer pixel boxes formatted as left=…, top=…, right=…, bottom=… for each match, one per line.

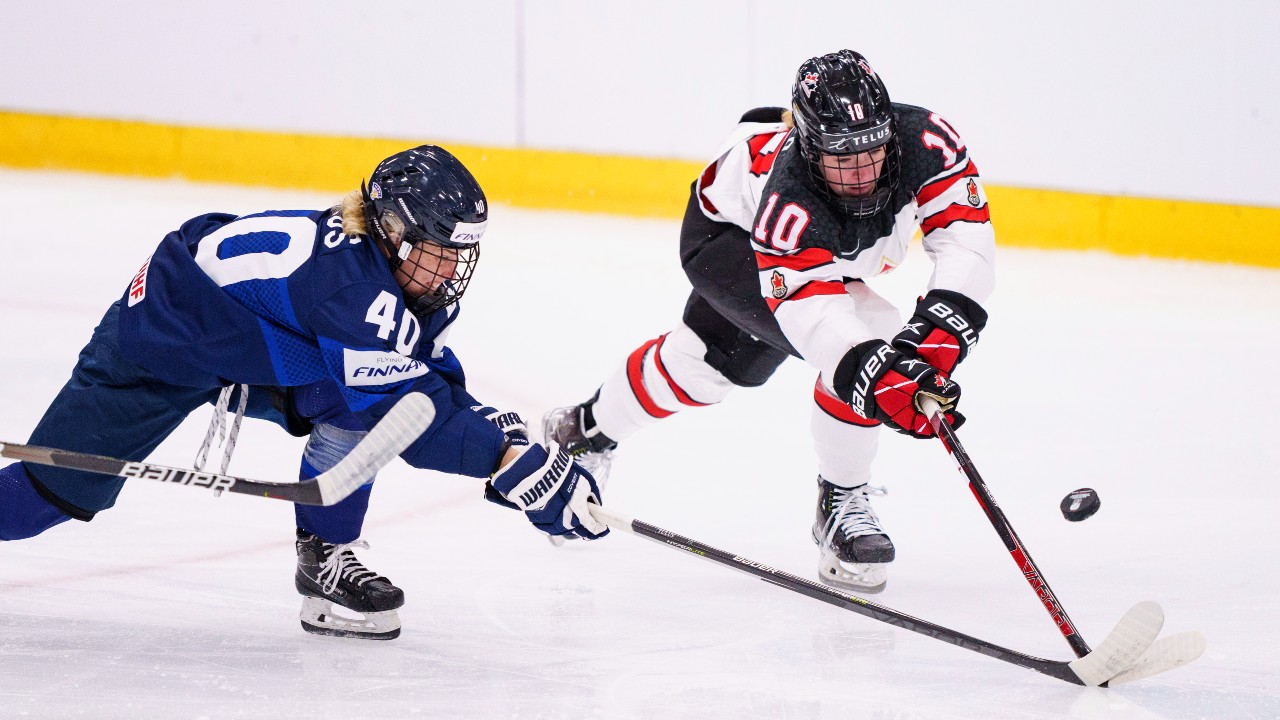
left=677, top=187, right=795, bottom=388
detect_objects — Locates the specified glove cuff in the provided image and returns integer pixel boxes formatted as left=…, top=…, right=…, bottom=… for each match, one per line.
left=919, top=289, right=989, bottom=332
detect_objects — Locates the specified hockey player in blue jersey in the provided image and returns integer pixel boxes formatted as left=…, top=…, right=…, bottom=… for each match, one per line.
left=0, top=145, right=608, bottom=639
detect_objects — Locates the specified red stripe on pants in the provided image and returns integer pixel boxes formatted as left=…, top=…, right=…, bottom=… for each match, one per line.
left=627, top=338, right=674, bottom=418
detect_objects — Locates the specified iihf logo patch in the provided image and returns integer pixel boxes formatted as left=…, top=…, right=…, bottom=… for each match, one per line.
left=127, top=254, right=152, bottom=307
left=770, top=270, right=788, bottom=299
left=369, top=182, right=383, bottom=200
left=966, top=178, right=980, bottom=207
left=801, top=72, right=819, bottom=98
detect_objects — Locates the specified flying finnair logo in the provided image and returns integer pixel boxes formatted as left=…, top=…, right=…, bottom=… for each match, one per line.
left=450, top=219, right=487, bottom=246
left=343, top=349, right=429, bottom=387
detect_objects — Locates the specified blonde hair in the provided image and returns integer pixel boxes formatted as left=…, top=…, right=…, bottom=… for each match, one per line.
left=336, top=190, right=369, bottom=236
left=782, top=109, right=795, bottom=129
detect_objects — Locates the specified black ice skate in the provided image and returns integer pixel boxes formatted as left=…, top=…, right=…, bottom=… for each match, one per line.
left=812, top=477, right=895, bottom=594
left=541, top=394, right=617, bottom=485
left=295, top=530, right=404, bottom=640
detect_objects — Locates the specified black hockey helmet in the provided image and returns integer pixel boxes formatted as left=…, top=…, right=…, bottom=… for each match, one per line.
left=791, top=50, right=900, bottom=217
left=361, top=145, right=487, bottom=315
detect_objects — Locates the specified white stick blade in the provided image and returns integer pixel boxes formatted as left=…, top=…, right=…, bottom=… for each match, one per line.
left=1106, top=631, right=1206, bottom=685
left=1068, top=601, right=1164, bottom=686
left=315, top=392, right=435, bottom=505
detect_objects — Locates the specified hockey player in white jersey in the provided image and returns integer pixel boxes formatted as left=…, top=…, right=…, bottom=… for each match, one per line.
left=544, top=50, right=994, bottom=593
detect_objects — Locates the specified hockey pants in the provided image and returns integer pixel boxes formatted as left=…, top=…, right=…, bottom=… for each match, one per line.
left=591, top=191, right=903, bottom=487
left=0, top=301, right=374, bottom=542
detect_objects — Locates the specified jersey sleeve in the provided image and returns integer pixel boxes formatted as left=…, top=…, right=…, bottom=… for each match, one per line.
left=696, top=122, right=791, bottom=231
left=911, top=114, right=996, bottom=304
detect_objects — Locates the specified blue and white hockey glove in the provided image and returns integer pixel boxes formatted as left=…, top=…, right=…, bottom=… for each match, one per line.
left=471, top=405, right=529, bottom=448
left=486, top=442, right=609, bottom=540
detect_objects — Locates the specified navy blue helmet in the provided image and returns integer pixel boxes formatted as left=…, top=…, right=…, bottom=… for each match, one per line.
left=361, top=146, right=487, bottom=314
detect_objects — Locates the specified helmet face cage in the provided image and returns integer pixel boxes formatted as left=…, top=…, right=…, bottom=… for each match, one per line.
left=360, top=146, right=487, bottom=315
left=792, top=50, right=901, bottom=217
left=395, top=240, right=479, bottom=316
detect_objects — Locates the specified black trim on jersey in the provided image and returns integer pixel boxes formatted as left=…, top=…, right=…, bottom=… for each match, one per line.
left=739, top=106, right=787, bottom=124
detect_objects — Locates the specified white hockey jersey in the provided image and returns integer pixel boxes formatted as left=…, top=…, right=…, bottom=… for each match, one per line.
left=694, top=103, right=996, bottom=383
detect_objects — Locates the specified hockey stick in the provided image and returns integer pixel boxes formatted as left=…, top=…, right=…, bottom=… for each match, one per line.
left=0, top=392, right=434, bottom=506
left=919, top=397, right=1093, bottom=659
left=918, top=398, right=1207, bottom=682
left=585, top=502, right=1162, bottom=686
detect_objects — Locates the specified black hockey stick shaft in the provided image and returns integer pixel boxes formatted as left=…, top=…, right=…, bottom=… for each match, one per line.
left=1, top=392, right=434, bottom=506
left=0, top=441, right=326, bottom=503
left=587, top=504, right=1086, bottom=685
left=921, top=398, right=1092, bottom=658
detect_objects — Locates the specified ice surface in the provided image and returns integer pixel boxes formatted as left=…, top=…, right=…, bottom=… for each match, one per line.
left=1, top=169, right=1277, bottom=719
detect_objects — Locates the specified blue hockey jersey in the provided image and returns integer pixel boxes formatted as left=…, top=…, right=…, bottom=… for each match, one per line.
left=116, top=208, right=504, bottom=478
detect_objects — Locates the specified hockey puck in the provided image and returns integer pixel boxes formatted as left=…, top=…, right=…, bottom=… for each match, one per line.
left=1060, top=488, right=1101, bottom=522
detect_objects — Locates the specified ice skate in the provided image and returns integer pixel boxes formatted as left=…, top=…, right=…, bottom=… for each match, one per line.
left=812, top=477, right=895, bottom=594
left=295, top=530, right=404, bottom=640
left=541, top=397, right=617, bottom=486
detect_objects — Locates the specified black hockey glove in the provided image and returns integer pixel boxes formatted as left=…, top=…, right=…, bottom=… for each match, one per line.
left=892, top=289, right=988, bottom=374
left=834, top=339, right=964, bottom=439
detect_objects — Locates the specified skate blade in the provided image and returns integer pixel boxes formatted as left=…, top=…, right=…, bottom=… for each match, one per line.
left=817, top=553, right=888, bottom=594
left=299, top=597, right=401, bottom=640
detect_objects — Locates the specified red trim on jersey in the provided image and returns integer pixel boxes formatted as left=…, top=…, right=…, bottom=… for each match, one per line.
left=813, top=378, right=881, bottom=426
left=765, top=279, right=846, bottom=312
left=916, top=161, right=980, bottom=206
left=626, top=338, right=674, bottom=419
left=755, top=247, right=835, bottom=273
left=698, top=162, right=720, bottom=216
left=748, top=130, right=790, bottom=176
left=921, top=203, right=991, bottom=235
left=652, top=334, right=711, bottom=408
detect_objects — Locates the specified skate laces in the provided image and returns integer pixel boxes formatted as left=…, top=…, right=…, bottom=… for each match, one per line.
left=316, top=540, right=381, bottom=595
left=822, top=484, right=887, bottom=546
left=195, top=384, right=249, bottom=475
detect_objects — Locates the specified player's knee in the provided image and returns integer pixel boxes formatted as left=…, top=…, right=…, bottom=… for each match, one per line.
left=702, top=338, right=788, bottom=388
left=0, top=463, right=74, bottom=540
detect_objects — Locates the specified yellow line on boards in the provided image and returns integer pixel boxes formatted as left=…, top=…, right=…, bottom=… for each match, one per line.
left=1, top=110, right=1276, bottom=268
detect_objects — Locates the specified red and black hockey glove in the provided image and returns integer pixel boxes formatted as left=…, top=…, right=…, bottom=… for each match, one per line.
left=834, top=340, right=963, bottom=439
left=891, top=289, right=988, bottom=374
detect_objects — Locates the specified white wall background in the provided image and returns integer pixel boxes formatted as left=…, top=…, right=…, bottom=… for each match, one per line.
left=1, top=0, right=1276, bottom=207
